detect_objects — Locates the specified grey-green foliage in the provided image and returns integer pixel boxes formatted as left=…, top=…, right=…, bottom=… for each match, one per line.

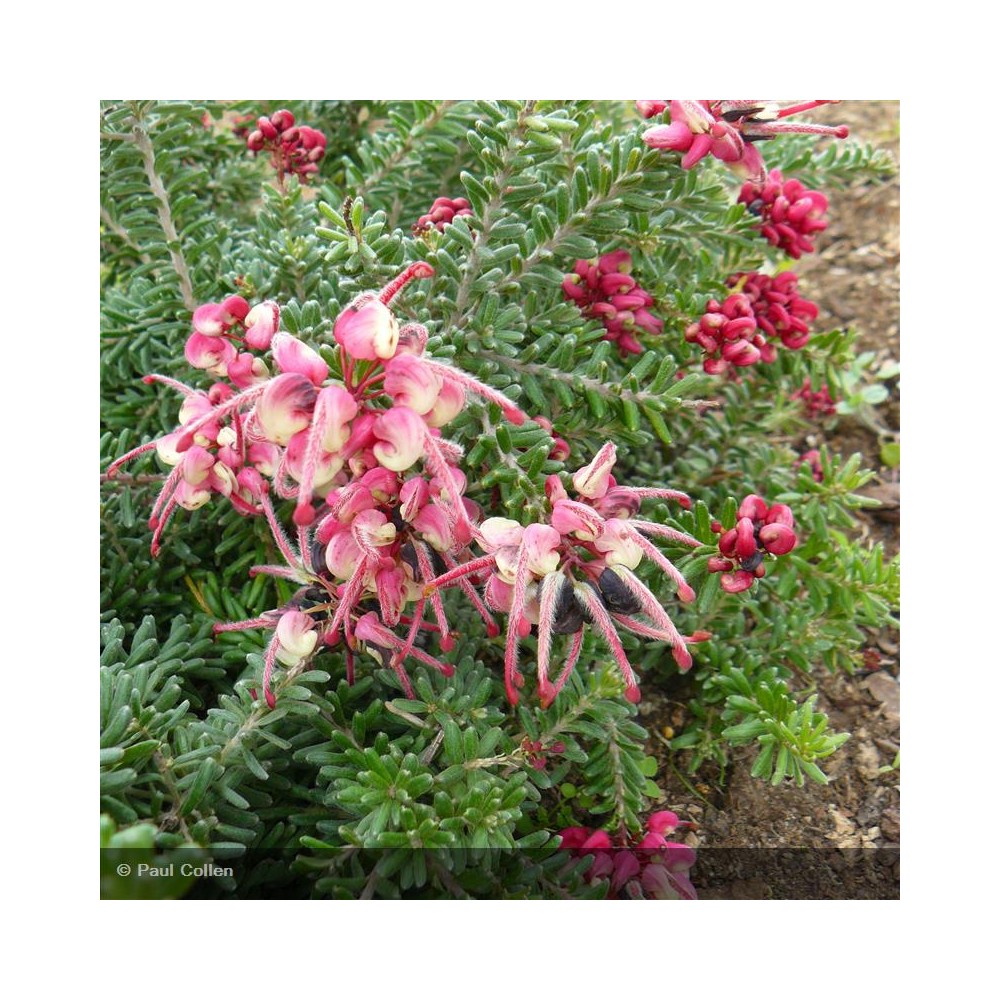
left=101, top=100, right=898, bottom=897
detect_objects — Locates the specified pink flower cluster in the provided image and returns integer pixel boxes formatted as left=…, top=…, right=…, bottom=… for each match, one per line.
left=106, top=262, right=535, bottom=706
left=559, top=810, right=697, bottom=899
left=707, top=494, right=798, bottom=593
left=562, top=251, right=662, bottom=356
left=790, top=377, right=837, bottom=418
left=246, top=109, right=326, bottom=184
left=414, top=196, right=472, bottom=233
left=739, top=169, right=830, bottom=258
left=642, top=100, right=849, bottom=183
left=424, top=442, right=706, bottom=707
left=685, top=272, right=818, bottom=376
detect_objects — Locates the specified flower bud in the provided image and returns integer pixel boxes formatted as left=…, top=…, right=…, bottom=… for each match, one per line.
left=184, top=332, right=236, bottom=374
left=384, top=355, right=442, bottom=415
left=244, top=301, right=279, bottom=350
left=758, top=523, right=797, bottom=555
left=720, top=570, right=755, bottom=593
left=523, top=524, right=562, bottom=576
left=738, top=494, right=769, bottom=521
left=334, top=296, right=400, bottom=361
left=275, top=610, right=318, bottom=667
left=424, top=379, right=465, bottom=428
left=372, top=406, right=425, bottom=472
left=271, top=332, right=329, bottom=386
left=256, top=372, right=318, bottom=445
left=572, top=442, right=617, bottom=499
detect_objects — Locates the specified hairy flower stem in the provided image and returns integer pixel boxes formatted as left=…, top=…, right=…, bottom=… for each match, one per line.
left=130, top=112, right=197, bottom=313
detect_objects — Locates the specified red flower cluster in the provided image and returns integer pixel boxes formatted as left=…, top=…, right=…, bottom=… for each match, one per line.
left=739, top=169, right=830, bottom=259
left=686, top=272, right=819, bottom=377
left=246, top=109, right=326, bottom=184
left=790, top=377, right=837, bottom=418
left=708, top=494, right=798, bottom=593
left=414, top=196, right=472, bottom=233
left=562, top=250, right=662, bottom=356
left=684, top=291, right=774, bottom=375
left=559, top=810, right=697, bottom=899
left=730, top=271, right=818, bottom=350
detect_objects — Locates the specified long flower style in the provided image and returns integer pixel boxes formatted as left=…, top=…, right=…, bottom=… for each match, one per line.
left=423, top=443, right=705, bottom=707
left=106, top=262, right=531, bottom=704
left=642, top=101, right=849, bottom=182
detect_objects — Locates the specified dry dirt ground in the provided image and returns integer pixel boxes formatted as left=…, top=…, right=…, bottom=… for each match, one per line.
left=644, top=102, right=900, bottom=897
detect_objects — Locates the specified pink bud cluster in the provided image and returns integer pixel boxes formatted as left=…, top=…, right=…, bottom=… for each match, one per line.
left=106, top=262, right=536, bottom=706
left=708, top=494, right=798, bottom=593
left=685, top=272, right=818, bottom=376
left=414, top=196, right=473, bottom=233
left=562, top=250, right=663, bottom=356
left=424, top=442, right=707, bottom=707
left=790, top=377, right=837, bottom=419
left=642, top=100, right=849, bottom=183
left=246, top=109, right=326, bottom=184
left=738, top=169, right=830, bottom=258
left=559, top=810, right=697, bottom=899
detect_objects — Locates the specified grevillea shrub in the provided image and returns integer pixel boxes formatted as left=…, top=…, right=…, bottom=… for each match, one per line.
left=101, top=101, right=898, bottom=900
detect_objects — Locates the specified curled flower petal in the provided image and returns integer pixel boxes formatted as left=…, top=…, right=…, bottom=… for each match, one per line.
left=572, top=442, right=617, bottom=499
left=244, top=301, right=279, bottom=350
left=271, top=332, right=329, bottom=387
left=372, top=406, right=425, bottom=472
left=334, top=296, right=399, bottom=361
left=256, top=372, right=318, bottom=445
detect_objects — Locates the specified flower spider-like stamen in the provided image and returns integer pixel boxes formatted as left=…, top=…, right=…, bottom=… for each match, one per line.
left=412, top=541, right=455, bottom=651
left=173, top=381, right=270, bottom=453
left=545, top=628, right=586, bottom=706
left=503, top=545, right=534, bottom=704
left=419, top=357, right=528, bottom=427
left=439, top=550, right=500, bottom=638
left=212, top=613, right=281, bottom=634
left=248, top=564, right=310, bottom=583
left=535, top=572, right=565, bottom=706
left=354, top=612, right=454, bottom=699
left=378, top=261, right=436, bottom=306
left=419, top=426, right=476, bottom=545
left=261, top=633, right=281, bottom=708
left=421, top=553, right=497, bottom=594
left=620, top=522, right=698, bottom=603
left=258, top=487, right=301, bottom=568
left=601, top=565, right=692, bottom=671
left=575, top=583, right=642, bottom=704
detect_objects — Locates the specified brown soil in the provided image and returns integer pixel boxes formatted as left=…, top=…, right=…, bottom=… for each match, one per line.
left=644, top=102, right=900, bottom=895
